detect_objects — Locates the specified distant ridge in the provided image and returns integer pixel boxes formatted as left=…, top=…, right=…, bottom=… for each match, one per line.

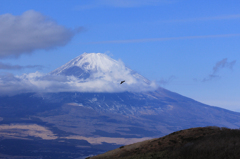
left=89, top=126, right=240, bottom=159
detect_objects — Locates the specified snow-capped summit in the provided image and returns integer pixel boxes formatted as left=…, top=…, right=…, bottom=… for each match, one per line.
left=51, top=53, right=123, bottom=75
left=50, top=53, right=150, bottom=85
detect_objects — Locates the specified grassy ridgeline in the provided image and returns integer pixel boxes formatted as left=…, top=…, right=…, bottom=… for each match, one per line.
left=89, top=126, right=240, bottom=159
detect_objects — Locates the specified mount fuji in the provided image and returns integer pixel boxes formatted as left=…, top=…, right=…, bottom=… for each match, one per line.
left=0, top=53, right=240, bottom=158
left=51, top=53, right=142, bottom=80
left=49, top=52, right=156, bottom=92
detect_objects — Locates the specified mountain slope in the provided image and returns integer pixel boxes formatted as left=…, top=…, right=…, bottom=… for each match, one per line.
left=34, top=88, right=240, bottom=140
left=89, top=126, right=240, bottom=159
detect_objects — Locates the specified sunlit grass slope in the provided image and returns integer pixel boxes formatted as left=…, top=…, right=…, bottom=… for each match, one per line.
left=89, top=126, right=240, bottom=159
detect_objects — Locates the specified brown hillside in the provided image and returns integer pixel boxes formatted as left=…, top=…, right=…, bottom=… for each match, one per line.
left=88, top=126, right=240, bottom=159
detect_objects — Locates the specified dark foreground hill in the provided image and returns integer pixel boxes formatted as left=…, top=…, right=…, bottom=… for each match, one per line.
left=89, top=126, right=240, bottom=159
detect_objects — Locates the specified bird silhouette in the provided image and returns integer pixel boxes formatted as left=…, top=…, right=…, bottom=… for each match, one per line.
left=120, top=80, right=125, bottom=84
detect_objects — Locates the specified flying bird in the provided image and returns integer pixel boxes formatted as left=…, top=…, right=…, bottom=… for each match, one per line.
left=120, top=80, right=125, bottom=84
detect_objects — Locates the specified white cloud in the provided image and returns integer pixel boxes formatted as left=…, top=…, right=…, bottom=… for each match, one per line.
left=0, top=53, right=158, bottom=95
left=0, top=10, right=80, bottom=58
left=0, top=71, right=157, bottom=95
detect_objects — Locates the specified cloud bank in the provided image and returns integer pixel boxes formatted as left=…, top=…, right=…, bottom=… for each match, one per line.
left=203, top=58, right=236, bottom=82
left=0, top=71, right=157, bottom=96
left=0, top=53, right=157, bottom=95
left=0, top=10, right=79, bottom=58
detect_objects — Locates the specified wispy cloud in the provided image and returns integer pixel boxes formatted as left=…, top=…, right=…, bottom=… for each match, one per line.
left=0, top=10, right=82, bottom=58
left=157, top=76, right=176, bottom=86
left=213, top=58, right=236, bottom=73
left=0, top=62, right=43, bottom=70
left=202, top=58, right=236, bottom=82
left=165, top=14, right=240, bottom=23
left=75, top=0, right=172, bottom=10
left=86, top=34, right=240, bottom=44
left=99, top=0, right=171, bottom=8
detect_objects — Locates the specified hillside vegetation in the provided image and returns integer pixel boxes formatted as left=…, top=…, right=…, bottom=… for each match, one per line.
left=89, top=126, right=240, bottom=159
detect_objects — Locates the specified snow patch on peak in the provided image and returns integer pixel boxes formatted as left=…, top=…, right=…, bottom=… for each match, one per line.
left=50, top=53, right=149, bottom=85
left=51, top=53, right=125, bottom=75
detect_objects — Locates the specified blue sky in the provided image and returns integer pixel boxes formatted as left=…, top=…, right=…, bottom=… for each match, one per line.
left=0, top=0, right=240, bottom=112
